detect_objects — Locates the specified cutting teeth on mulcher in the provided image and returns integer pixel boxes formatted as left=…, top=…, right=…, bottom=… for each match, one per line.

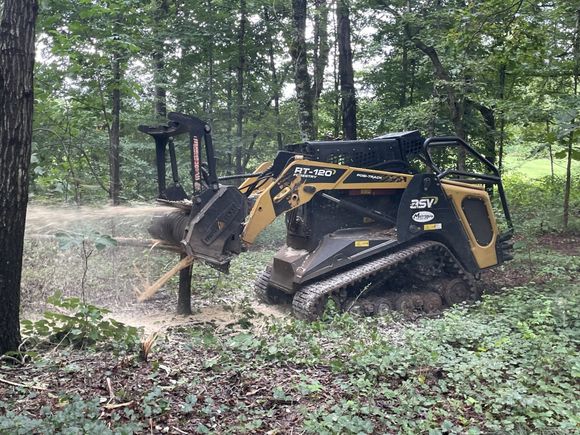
left=263, top=241, right=478, bottom=321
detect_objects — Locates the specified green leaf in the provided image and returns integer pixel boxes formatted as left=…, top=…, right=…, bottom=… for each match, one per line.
left=54, top=231, right=81, bottom=250
left=94, top=234, right=117, bottom=251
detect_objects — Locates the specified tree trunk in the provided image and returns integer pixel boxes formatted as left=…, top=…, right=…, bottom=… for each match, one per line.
left=153, top=0, right=169, bottom=119
left=207, top=0, right=214, bottom=121
left=177, top=253, right=192, bottom=315
left=153, top=52, right=167, bottom=118
left=409, top=58, right=416, bottom=105
left=332, top=9, right=340, bottom=138
left=546, top=120, right=554, bottom=179
left=312, top=0, right=330, bottom=136
left=336, top=0, right=357, bottom=139
left=265, top=7, right=284, bottom=150
left=469, top=99, right=496, bottom=165
left=235, top=0, right=247, bottom=174
left=498, top=63, right=506, bottom=173
left=109, top=53, right=122, bottom=205
left=564, top=8, right=579, bottom=230
left=290, top=0, right=315, bottom=140
left=0, top=0, right=38, bottom=355
left=226, top=65, right=234, bottom=173
left=312, top=0, right=330, bottom=102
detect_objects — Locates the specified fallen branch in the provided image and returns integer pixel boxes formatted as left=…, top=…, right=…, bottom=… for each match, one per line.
left=102, top=401, right=134, bottom=410
left=136, top=255, right=194, bottom=302
left=0, top=376, right=48, bottom=391
left=26, top=234, right=183, bottom=253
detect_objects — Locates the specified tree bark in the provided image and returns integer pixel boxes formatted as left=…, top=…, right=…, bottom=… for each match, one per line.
left=265, top=7, right=284, bottom=149
left=400, top=41, right=408, bottom=108
left=564, top=8, right=580, bottom=230
left=153, top=0, right=169, bottom=119
left=235, top=0, right=247, bottom=174
left=207, top=0, right=214, bottom=121
left=337, top=0, right=357, bottom=139
left=177, top=253, right=192, bottom=315
left=312, top=0, right=330, bottom=137
left=546, top=120, right=554, bottom=179
left=109, top=53, right=122, bottom=205
left=468, top=99, right=496, bottom=165
left=290, top=0, right=315, bottom=140
left=498, top=63, right=506, bottom=173
left=0, top=0, right=38, bottom=355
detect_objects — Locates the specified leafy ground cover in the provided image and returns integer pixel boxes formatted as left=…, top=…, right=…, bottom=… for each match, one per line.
left=1, top=235, right=578, bottom=434
left=2, top=178, right=578, bottom=434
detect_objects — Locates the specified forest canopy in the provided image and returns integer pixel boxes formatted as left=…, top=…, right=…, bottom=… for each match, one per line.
left=31, top=0, right=578, bottom=206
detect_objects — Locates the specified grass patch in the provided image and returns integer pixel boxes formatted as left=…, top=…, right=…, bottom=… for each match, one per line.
left=503, top=156, right=578, bottom=178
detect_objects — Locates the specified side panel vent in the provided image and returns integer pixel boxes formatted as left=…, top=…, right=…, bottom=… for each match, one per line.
left=461, top=197, right=493, bottom=246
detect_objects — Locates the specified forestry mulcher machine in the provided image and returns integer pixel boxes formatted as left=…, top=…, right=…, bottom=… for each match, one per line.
left=139, top=113, right=514, bottom=320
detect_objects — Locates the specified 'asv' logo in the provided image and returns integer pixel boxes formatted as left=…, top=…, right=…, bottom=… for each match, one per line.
left=410, top=196, right=438, bottom=209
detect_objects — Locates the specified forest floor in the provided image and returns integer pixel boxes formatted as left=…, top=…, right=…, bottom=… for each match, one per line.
left=0, top=203, right=579, bottom=434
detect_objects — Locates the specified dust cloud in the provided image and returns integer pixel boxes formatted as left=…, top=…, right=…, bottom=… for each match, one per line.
left=24, top=203, right=172, bottom=235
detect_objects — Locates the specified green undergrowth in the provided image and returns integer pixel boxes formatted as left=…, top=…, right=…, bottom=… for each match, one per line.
left=199, top=280, right=579, bottom=433
left=502, top=173, right=579, bottom=233
left=4, top=245, right=578, bottom=434
left=7, top=174, right=579, bottom=433
left=20, top=291, right=141, bottom=352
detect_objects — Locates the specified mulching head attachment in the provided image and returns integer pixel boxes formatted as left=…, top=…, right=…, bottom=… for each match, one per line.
left=141, top=113, right=248, bottom=270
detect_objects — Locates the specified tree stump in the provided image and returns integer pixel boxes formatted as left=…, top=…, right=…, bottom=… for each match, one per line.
left=177, top=253, right=193, bottom=315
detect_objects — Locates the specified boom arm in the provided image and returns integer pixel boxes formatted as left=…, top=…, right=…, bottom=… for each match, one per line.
left=242, top=158, right=410, bottom=243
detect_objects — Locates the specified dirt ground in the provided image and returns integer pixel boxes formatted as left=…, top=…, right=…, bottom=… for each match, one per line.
left=21, top=204, right=287, bottom=332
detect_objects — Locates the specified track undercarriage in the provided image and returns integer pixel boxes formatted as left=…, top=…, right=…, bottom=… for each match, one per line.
left=256, top=241, right=478, bottom=320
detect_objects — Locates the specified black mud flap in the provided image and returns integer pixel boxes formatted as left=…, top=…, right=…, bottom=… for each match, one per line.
left=149, top=186, right=248, bottom=270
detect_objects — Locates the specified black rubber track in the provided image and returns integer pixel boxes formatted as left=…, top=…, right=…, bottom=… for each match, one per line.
left=292, top=240, right=476, bottom=321
left=254, top=266, right=291, bottom=305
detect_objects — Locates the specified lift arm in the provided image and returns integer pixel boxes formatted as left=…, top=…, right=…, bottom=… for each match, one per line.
left=241, top=158, right=410, bottom=243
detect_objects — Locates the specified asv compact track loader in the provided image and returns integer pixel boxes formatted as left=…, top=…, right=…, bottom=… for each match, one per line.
left=139, top=113, right=514, bottom=320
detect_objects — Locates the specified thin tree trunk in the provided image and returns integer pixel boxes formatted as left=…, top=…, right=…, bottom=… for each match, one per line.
left=336, top=0, right=357, bottom=139
left=207, top=0, right=214, bottom=122
left=177, top=253, right=192, bottom=315
left=400, top=41, right=408, bottom=108
left=498, top=63, right=506, bottom=173
left=312, top=0, right=330, bottom=136
left=312, top=0, right=330, bottom=102
left=564, top=8, right=579, bottom=229
left=546, top=120, right=554, bottom=180
left=153, top=0, right=169, bottom=119
left=235, top=0, right=247, bottom=174
left=153, top=54, right=166, bottom=118
left=226, top=65, right=234, bottom=173
left=109, top=53, right=122, bottom=205
left=405, top=0, right=414, bottom=106
left=290, top=0, right=315, bottom=140
left=265, top=8, right=284, bottom=150
left=332, top=7, right=340, bottom=138
left=0, top=0, right=38, bottom=355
